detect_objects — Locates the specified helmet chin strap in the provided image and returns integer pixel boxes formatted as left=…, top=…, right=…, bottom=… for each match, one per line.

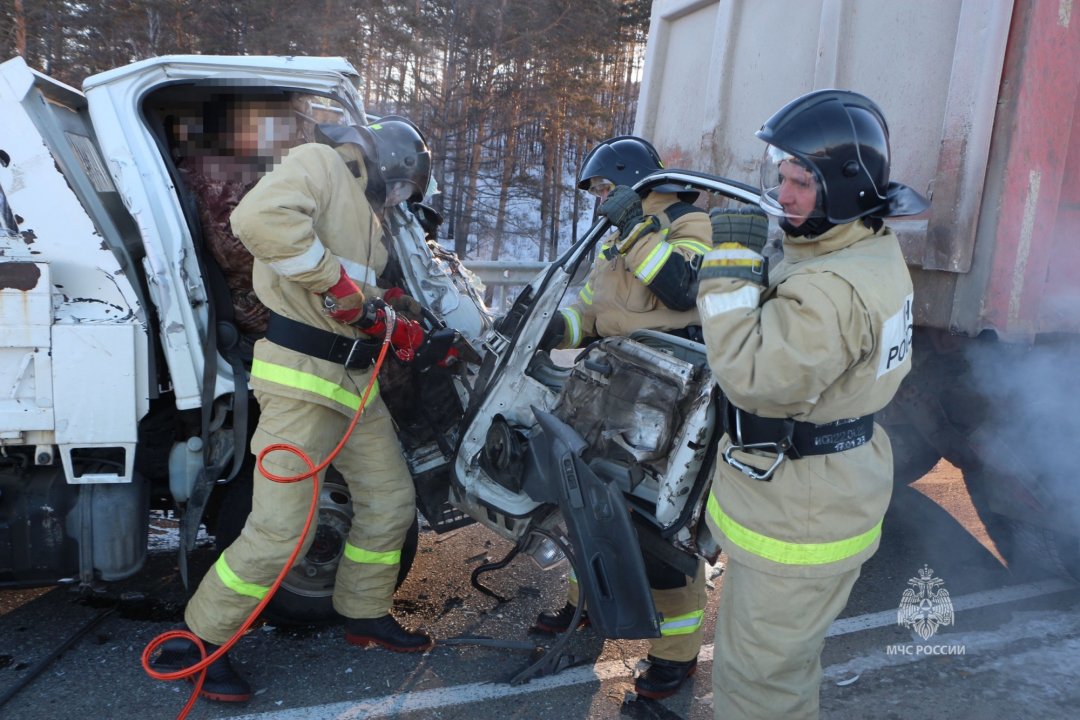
left=362, top=154, right=387, bottom=208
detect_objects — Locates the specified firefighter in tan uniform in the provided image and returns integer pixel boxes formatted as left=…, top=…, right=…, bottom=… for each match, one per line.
left=696, top=90, right=927, bottom=719
left=534, top=136, right=713, bottom=699
left=154, top=117, right=450, bottom=703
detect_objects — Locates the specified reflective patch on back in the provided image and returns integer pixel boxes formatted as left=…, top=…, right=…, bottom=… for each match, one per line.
left=877, top=293, right=914, bottom=378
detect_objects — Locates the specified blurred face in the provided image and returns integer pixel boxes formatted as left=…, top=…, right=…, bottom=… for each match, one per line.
left=776, top=159, right=819, bottom=227
left=228, top=104, right=298, bottom=162
left=587, top=177, right=615, bottom=202
left=384, top=181, right=417, bottom=208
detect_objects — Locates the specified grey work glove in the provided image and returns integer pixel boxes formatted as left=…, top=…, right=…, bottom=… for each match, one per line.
left=597, top=185, right=645, bottom=238
left=709, top=206, right=770, bottom=255
left=702, top=206, right=770, bottom=286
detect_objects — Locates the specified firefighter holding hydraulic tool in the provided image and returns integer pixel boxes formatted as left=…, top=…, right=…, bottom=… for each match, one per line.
left=696, top=89, right=926, bottom=719
left=150, top=116, right=456, bottom=702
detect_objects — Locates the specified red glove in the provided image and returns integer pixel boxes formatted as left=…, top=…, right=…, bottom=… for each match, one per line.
left=383, top=287, right=407, bottom=303
left=321, top=266, right=365, bottom=325
left=355, top=299, right=426, bottom=362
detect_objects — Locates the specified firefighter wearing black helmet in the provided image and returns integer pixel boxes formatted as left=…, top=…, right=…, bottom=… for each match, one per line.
left=535, top=135, right=711, bottom=700
left=541, top=135, right=712, bottom=349
left=697, top=89, right=926, bottom=719
left=151, top=115, right=448, bottom=702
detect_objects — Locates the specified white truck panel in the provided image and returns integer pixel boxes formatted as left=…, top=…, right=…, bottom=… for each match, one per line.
left=0, top=56, right=150, bottom=443
left=53, top=323, right=138, bottom=483
left=0, top=262, right=54, bottom=437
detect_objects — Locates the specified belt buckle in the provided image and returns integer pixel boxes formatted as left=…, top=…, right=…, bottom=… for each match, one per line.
left=723, top=407, right=788, bottom=481
left=344, top=337, right=372, bottom=369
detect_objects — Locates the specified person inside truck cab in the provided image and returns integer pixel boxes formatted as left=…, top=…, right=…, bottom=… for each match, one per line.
left=697, top=89, right=927, bottom=720
left=169, top=97, right=303, bottom=339
left=152, top=115, right=457, bottom=703
left=534, top=135, right=711, bottom=700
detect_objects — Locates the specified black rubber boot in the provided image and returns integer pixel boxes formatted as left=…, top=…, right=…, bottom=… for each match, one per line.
left=345, top=614, right=434, bottom=652
left=634, top=655, right=697, bottom=700
left=150, top=634, right=253, bottom=703
left=532, top=601, right=589, bottom=634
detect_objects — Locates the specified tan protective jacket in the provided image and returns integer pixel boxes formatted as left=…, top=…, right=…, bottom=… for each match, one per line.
left=697, top=221, right=914, bottom=577
left=230, top=142, right=388, bottom=416
left=558, top=192, right=711, bottom=346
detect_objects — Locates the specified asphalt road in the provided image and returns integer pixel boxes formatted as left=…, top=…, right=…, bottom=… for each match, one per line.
left=1, top=462, right=1078, bottom=720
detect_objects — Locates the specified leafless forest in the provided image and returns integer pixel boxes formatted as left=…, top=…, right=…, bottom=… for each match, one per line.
left=0, top=0, right=650, bottom=261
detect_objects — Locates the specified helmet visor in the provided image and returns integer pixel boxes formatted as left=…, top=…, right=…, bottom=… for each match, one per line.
left=758, top=145, right=826, bottom=227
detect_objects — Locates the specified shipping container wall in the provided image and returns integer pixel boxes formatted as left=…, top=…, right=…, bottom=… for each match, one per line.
left=637, top=0, right=1029, bottom=334
left=958, top=0, right=1080, bottom=339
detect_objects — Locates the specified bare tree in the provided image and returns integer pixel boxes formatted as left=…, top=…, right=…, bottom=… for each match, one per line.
left=2, top=0, right=647, bottom=261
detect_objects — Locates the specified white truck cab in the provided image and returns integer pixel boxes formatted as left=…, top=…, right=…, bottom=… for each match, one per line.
left=0, top=54, right=486, bottom=596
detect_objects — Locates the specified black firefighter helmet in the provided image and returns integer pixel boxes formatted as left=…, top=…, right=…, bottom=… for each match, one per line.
left=577, top=135, right=697, bottom=198
left=316, top=115, right=432, bottom=204
left=756, top=89, right=928, bottom=225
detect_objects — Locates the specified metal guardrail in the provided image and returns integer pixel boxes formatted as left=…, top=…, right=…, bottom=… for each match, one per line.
left=463, top=260, right=550, bottom=287
left=461, top=260, right=554, bottom=313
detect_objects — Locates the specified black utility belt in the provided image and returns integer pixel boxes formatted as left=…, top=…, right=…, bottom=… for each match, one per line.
left=266, top=311, right=380, bottom=369
left=724, top=402, right=875, bottom=458
left=722, top=402, right=874, bottom=481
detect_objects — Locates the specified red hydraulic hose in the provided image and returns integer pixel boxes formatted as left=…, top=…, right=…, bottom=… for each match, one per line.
left=141, top=312, right=396, bottom=720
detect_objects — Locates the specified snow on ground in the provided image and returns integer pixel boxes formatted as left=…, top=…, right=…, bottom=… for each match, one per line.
left=440, top=166, right=597, bottom=265
left=147, top=510, right=212, bottom=554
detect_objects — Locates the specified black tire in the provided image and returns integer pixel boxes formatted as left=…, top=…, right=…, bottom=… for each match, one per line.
left=266, top=464, right=419, bottom=624
left=886, top=421, right=942, bottom=488
left=211, top=465, right=420, bottom=625
left=976, top=513, right=1080, bottom=583
left=962, top=468, right=1080, bottom=582
left=1006, top=520, right=1080, bottom=582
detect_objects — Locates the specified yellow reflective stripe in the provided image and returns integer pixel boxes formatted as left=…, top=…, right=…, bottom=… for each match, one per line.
left=214, top=554, right=270, bottom=600
left=659, top=609, right=704, bottom=636
left=251, top=359, right=379, bottom=411
left=634, top=240, right=673, bottom=284
left=344, top=542, right=401, bottom=566
left=701, top=244, right=764, bottom=275
left=568, top=569, right=578, bottom=584
left=671, top=239, right=711, bottom=255
left=706, top=494, right=881, bottom=566
left=578, top=281, right=594, bottom=305
left=560, top=308, right=583, bottom=348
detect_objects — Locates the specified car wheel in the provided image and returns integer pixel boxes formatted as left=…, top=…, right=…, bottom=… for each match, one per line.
left=212, top=465, right=420, bottom=625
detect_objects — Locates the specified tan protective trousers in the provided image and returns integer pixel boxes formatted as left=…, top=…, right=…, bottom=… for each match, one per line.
left=186, top=390, right=414, bottom=645
left=568, top=559, right=708, bottom=663
left=712, top=559, right=861, bottom=720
